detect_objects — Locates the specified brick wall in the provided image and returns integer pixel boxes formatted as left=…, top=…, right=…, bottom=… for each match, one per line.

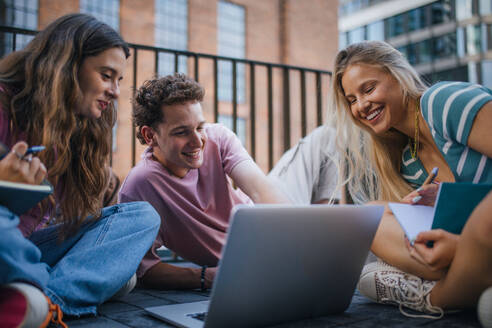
left=32, top=0, right=338, bottom=178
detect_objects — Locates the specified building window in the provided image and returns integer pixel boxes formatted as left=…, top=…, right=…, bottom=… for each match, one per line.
left=397, top=45, right=408, bottom=59
left=217, top=1, right=245, bottom=103
left=432, top=0, right=453, bottom=24
left=484, top=23, right=492, bottom=50
left=480, top=0, right=492, bottom=15
left=481, top=60, right=492, bottom=88
left=342, top=0, right=371, bottom=16
left=399, top=39, right=432, bottom=66
left=416, top=39, right=432, bottom=64
left=456, top=0, right=475, bottom=20
left=155, top=0, right=188, bottom=76
left=218, top=115, right=246, bottom=145
left=466, top=24, right=482, bottom=55
left=367, top=20, right=384, bottom=41
left=339, top=31, right=348, bottom=49
left=0, top=0, right=38, bottom=56
left=424, top=65, right=468, bottom=84
left=432, top=32, right=457, bottom=59
left=385, top=12, right=406, bottom=39
left=348, top=26, right=365, bottom=44
left=406, top=43, right=418, bottom=65
left=345, top=0, right=359, bottom=16
left=408, top=7, right=428, bottom=32
left=80, top=0, right=119, bottom=31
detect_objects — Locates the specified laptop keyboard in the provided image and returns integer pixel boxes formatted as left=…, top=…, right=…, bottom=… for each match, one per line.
left=187, top=312, right=207, bottom=322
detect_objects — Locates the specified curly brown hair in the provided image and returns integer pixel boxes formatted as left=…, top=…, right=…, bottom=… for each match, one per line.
left=133, top=73, right=205, bottom=144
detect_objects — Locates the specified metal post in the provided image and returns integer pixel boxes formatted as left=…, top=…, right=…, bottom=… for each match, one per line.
left=249, top=63, right=256, bottom=160
left=131, top=48, right=138, bottom=167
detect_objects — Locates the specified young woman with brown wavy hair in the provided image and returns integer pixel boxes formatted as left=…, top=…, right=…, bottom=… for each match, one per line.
left=0, top=13, right=160, bottom=327
left=329, top=40, right=492, bottom=324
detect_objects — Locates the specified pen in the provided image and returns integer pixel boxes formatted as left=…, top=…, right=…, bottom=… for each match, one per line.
left=25, top=146, right=46, bottom=156
left=412, top=168, right=439, bottom=248
left=0, top=145, right=45, bottom=161
left=422, top=167, right=439, bottom=186
left=411, top=167, right=439, bottom=204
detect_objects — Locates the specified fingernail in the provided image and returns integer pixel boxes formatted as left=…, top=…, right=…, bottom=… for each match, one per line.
left=416, top=187, right=422, bottom=192
left=412, top=195, right=422, bottom=203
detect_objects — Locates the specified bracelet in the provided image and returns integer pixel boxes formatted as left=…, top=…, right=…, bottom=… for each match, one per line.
left=200, top=266, right=207, bottom=291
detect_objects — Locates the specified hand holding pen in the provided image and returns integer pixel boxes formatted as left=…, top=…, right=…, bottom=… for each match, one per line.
left=421, top=167, right=439, bottom=186
left=0, top=141, right=47, bottom=184
left=401, top=167, right=440, bottom=206
left=0, top=142, right=45, bottom=161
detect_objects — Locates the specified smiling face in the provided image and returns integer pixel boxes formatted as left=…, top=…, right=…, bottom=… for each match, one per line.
left=76, top=47, right=127, bottom=119
left=150, top=101, right=207, bottom=178
left=341, top=63, right=407, bottom=135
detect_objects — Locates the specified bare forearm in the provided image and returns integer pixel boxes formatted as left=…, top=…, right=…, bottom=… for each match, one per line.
left=370, top=204, right=444, bottom=281
left=140, top=262, right=202, bottom=290
left=249, top=181, right=289, bottom=204
left=230, top=160, right=290, bottom=204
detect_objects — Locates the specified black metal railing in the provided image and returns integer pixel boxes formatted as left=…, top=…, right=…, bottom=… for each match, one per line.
left=0, top=25, right=332, bottom=172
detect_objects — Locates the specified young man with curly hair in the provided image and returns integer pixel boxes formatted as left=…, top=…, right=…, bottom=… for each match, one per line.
left=119, top=74, right=287, bottom=290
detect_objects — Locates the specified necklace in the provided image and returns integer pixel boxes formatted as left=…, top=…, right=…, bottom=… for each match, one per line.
left=410, top=104, right=420, bottom=159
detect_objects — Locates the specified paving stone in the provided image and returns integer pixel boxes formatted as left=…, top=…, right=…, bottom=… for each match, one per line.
left=118, top=290, right=174, bottom=308
left=64, top=316, right=128, bottom=328
left=103, top=309, right=175, bottom=328
left=143, top=290, right=210, bottom=303
left=98, top=300, right=141, bottom=315
left=270, top=318, right=342, bottom=327
left=67, top=287, right=483, bottom=327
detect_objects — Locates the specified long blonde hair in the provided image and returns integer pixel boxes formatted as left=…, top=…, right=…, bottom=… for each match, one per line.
left=328, top=41, right=428, bottom=203
left=0, top=14, right=130, bottom=238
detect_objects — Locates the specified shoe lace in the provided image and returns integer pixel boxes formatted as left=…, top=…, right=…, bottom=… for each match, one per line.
left=377, top=271, right=443, bottom=320
left=41, top=297, right=68, bottom=328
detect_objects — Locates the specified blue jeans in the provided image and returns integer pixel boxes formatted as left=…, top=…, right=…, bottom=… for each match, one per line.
left=0, top=201, right=160, bottom=315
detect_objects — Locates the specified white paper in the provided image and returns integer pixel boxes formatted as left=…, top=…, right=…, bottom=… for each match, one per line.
left=388, top=203, right=434, bottom=243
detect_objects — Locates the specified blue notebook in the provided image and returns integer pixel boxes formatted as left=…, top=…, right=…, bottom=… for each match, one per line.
left=0, top=179, right=53, bottom=216
left=389, top=183, right=492, bottom=243
left=0, top=141, right=53, bottom=215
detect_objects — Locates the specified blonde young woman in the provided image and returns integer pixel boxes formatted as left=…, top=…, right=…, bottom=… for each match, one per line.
left=330, top=40, right=492, bottom=324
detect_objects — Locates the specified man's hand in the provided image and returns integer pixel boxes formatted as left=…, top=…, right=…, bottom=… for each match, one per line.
left=406, top=229, right=459, bottom=272
left=0, top=141, right=47, bottom=184
left=141, top=261, right=218, bottom=290
left=204, top=267, right=217, bottom=289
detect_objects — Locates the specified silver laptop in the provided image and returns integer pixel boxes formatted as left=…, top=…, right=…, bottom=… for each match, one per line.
left=145, top=204, right=383, bottom=328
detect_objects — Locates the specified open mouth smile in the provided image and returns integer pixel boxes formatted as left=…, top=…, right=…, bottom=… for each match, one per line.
left=366, top=106, right=383, bottom=121
left=182, top=150, right=201, bottom=159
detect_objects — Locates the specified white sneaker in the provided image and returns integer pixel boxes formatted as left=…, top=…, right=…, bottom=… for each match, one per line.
left=357, top=260, right=443, bottom=319
left=110, top=273, right=137, bottom=300
left=0, top=282, right=66, bottom=328
left=478, top=286, right=492, bottom=328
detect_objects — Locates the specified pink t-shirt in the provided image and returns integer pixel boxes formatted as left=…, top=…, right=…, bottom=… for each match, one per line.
left=118, top=123, right=253, bottom=277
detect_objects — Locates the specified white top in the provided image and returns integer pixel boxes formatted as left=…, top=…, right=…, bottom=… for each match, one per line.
left=268, top=126, right=340, bottom=204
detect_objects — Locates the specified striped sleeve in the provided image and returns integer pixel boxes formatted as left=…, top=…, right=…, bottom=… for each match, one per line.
left=420, top=81, right=492, bottom=145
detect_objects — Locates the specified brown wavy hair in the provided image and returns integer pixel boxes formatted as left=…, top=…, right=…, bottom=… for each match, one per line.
left=0, top=13, right=130, bottom=238
left=133, top=73, right=205, bottom=144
